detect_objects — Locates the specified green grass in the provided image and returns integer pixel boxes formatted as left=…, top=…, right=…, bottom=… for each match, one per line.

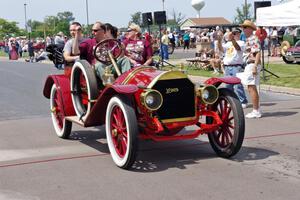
left=161, top=63, right=300, bottom=89
left=260, top=63, right=300, bottom=88
left=0, top=51, right=7, bottom=57
left=0, top=51, right=29, bottom=58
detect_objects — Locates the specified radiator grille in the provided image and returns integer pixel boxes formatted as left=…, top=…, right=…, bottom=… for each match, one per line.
left=152, top=79, right=195, bottom=121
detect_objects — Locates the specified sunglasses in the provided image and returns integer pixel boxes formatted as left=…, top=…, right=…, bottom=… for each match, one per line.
left=92, top=29, right=102, bottom=32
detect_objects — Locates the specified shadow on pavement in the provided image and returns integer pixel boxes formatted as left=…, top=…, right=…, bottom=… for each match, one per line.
left=69, top=127, right=109, bottom=153
left=131, top=143, right=279, bottom=173
left=262, top=111, right=298, bottom=118
left=260, top=102, right=277, bottom=107
left=131, top=140, right=215, bottom=172
left=232, top=146, right=279, bottom=162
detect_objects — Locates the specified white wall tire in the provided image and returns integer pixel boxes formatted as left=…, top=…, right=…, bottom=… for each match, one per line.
left=70, top=60, right=98, bottom=121
left=50, top=84, right=72, bottom=138
left=106, top=95, right=138, bottom=169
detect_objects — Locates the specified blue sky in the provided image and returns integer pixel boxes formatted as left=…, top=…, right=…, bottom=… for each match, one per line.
left=1, top=0, right=280, bottom=28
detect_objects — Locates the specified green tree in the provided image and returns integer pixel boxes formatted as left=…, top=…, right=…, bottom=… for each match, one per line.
left=55, top=11, right=75, bottom=36
left=233, top=3, right=253, bottom=24
left=129, top=12, right=142, bottom=27
left=27, top=19, right=45, bottom=38
left=0, top=18, right=21, bottom=38
left=44, top=15, right=59, bottom=36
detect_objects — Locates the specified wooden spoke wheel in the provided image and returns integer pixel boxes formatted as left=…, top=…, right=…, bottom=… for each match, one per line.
left=206, top=88, right=245, bottom=158
left=105, top=95, right=138, bottom=169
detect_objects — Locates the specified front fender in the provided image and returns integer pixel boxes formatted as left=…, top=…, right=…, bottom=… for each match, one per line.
left=84, top=84, right=138, bottom=127
left=43, top=75, right=75, bottom=116
left=204, top=77, right=241, bottom=88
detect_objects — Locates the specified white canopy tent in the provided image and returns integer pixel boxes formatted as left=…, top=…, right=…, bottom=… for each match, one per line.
left=256, top=0, right=300, bottom=27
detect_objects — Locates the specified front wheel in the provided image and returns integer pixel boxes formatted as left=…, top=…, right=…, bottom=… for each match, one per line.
left=106, top=95, right=138, bottom=169
left=206, top=88, right=245, bottom=158
left=282, top=56, right=294, bottom=64
left=50, top=84, right=72, bottom=138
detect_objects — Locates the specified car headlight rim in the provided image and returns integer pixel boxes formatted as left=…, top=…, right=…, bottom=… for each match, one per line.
left=197, top=85, right=219, bottom=105
left=140, top=89, right=163, bottom=111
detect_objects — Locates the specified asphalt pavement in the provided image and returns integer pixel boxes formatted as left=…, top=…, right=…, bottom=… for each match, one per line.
left=0, top=60, right=300, bottom=200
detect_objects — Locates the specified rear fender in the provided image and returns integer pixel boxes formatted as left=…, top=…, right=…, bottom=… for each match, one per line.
left=84, top=84, right=138, bottom=127
left=204, top=77, right=241, bottom=88
left=43, top=75, right=75, bottom=116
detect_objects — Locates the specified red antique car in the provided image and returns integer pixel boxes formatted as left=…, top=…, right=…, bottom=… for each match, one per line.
left=43, top=39, right=245, bottom=169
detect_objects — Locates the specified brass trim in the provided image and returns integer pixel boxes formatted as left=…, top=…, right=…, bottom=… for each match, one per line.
left=161, top=116, right=197, bottom=123
left=122, top=66, right=154, bottom=85
left=108, top=51, right=121, bottom=76
left=147, top=71, right=188, bottom=89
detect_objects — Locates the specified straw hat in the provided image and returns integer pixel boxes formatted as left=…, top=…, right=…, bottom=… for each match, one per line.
left=128, top=23, right=141, bottom=33
left=240, top=20, right=257, bottom=30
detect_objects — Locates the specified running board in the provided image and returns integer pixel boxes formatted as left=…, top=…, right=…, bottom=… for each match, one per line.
left=65, top=116, right=85, bottom=127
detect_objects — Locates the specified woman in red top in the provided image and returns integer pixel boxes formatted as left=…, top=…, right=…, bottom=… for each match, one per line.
left=122, top=23, right=153, bottom=66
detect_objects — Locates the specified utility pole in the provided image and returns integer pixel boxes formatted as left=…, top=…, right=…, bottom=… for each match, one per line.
left=85, top=0, right=89, bottom=26
left=244, top=0, right=248, bottom=20
left=24, top=3, right=27, bottom=32
left=162, top=0, right=165, bottom=11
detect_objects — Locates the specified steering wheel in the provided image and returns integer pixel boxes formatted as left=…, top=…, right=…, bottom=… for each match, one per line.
left=93, top=38, right=123, bottom=65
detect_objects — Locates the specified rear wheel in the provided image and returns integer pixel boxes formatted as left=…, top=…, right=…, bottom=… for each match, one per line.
left=106, top=95, right=138, bottom=169
left=206, top=88, right=245, bottom=158
left=50, top=84, right=72, bottom=138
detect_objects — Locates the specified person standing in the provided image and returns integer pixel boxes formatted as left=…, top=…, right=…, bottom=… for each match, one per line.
left=217, top=28, right=248, bottom=108
left=270, top=27, right=278, bottom=57
left=183, top=31, right=190, bottom=51
left=240, top=20, right=262, bottom=118
left=27, top=39, right=35, bottom=62
left=160, top=29, right=169, bottom=61
left=8, top=38, right=19, bottom=60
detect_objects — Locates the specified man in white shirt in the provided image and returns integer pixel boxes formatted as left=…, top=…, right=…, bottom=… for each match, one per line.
left=217, top=27, right=248, bottom=108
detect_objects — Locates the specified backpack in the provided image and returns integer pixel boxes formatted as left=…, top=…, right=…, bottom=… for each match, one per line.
left=46, top=44, right=64, bottom=65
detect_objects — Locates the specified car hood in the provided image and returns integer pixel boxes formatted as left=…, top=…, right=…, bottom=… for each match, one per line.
left=287, top=47, right=300, bottom=52
left=115, top=66, right=189, bottom=89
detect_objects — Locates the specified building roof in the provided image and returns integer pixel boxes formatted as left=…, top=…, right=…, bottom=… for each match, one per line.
left=180, top=17, right=232, bottom=29
left=190, top=17, right=231, bottom=26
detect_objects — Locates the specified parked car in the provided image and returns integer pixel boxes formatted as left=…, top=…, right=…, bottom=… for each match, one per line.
left=43, top=39, right=245, bottom=169
left=282, top=40, right=300, bottom=64
left=281, top=27, right=300, bottom=58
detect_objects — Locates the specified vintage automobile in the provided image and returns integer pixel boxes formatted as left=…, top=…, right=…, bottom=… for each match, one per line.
left=281, top=40, right=300, bottom=64
left=43, top=39, right=245, bottom=169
